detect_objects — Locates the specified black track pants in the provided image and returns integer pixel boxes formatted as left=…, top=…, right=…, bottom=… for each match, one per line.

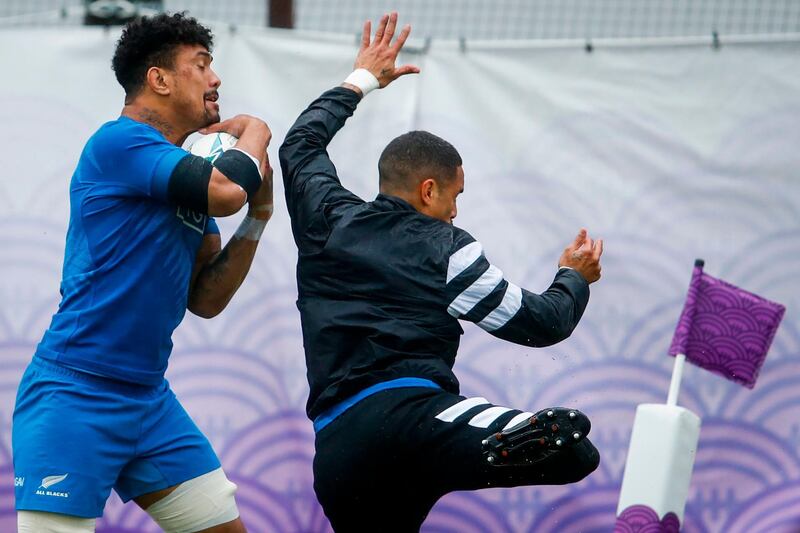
left=313, top=387, right=600, bottom=532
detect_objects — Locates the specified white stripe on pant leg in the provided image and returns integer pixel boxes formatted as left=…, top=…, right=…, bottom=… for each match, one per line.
left=435, top=397, right=490, bottom=422
left=502, top=411, right=534, bottom=431
left=468, top=406, right=514, bottom=428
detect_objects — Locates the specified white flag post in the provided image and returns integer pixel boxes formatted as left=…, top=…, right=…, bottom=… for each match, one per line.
left=666, top=353, right=687, bottom=406
left=615, top=353, right=701, bottom=530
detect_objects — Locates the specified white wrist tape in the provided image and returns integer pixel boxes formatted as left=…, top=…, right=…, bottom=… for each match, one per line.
left=344, top=68, right=380, bottom=96
left=234, top=215, right=268, bottom=241
left=251, top=204, right=274, bottom=216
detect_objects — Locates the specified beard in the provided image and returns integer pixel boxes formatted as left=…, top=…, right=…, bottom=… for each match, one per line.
left=173, top=90, right=220, bottom=132
left=201, top=89, right=221, bottom=127
left=201, top=107, right=221, bottom=127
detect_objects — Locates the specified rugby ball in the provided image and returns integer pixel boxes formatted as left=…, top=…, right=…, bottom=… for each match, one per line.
left=189, top=132, right=238, bottom=163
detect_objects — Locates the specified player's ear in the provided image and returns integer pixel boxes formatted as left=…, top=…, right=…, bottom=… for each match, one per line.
left=146, top=66, right=171, bottom=96
left=419, top=178, right=436, bottom=206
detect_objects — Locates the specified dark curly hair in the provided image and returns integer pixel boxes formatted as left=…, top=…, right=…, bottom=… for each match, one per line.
left=379, top=131, right=463, bottom=191
left=112, top=12, right=213, bottom=97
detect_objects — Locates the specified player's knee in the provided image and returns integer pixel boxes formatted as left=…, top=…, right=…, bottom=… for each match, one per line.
left=145, top=468, right=240, bottom=533
left=17, top=510, right=96, bottom=532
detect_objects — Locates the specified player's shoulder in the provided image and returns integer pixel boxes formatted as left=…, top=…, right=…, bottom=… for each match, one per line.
left=449, top=225, right=478, bottom=251
left=408, top=217, right=478, bottom=264
left=89, top=116, right=169, bottom=153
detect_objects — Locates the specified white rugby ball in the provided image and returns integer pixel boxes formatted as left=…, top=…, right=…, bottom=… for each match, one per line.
left=189, top=132, right=238, bottom=163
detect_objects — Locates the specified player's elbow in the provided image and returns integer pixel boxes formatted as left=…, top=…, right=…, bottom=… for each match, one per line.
left=188, top=298, right=224, bottom=319
left=278, top=133, right=319, bottom=184
left=525, top=298, right=582, bottom=346
left=208, top=182, right=247, bottom=217
left=541, top=311, right=581, bottom=345
left=543, top=322, right=577, bottom=346
left=519, top=318, right=577, bottom=347
left=278, top=140, right=298, bottom=182
left=278, top=139, right=290, bottom=165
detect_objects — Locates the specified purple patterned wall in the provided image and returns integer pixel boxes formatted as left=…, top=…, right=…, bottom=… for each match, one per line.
left=1, top=27, right=799, bottom=532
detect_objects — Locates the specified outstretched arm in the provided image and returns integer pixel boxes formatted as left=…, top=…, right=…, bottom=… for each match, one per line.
left=278, top=88, right=363, bottom=242
left=444, top=229, right=604, bottom=347
left=278, top=12, right=419, bottom=242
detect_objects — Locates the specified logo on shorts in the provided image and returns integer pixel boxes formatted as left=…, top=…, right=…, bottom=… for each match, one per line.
left=14, top=477, right=24, bottom=487
left=35, top=474, right=70, bottom=498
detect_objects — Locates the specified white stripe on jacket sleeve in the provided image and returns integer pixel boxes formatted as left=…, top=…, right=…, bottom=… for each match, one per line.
left=446, top=242, right=483, bottom=283
left=477, top=283, right=523, bottom=331
left=447, top=265, right=504, bottom=318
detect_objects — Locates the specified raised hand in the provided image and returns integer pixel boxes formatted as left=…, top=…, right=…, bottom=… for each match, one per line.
left=352, top=12, right=420, bottom=89
left=558, top=229, right=604, bottom=283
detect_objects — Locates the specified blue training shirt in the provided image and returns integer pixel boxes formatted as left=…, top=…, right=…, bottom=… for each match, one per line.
left=36, top=116, right=219, bottom=385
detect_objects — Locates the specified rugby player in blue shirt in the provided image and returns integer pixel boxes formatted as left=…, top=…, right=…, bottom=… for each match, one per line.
left=13, top=13, right=270, bottom=533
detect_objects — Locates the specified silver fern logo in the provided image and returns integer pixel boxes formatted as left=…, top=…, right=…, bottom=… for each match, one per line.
left=35, top=474, right=70, bottom=498
left=39, top=474, right=68, bottom=489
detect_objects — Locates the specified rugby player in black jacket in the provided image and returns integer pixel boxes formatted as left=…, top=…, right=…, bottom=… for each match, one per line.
left=280, top=12, right=604, bottom=532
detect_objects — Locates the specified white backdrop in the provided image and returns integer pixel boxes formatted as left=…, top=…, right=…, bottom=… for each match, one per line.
left=1, top=26, right=799, bottom=532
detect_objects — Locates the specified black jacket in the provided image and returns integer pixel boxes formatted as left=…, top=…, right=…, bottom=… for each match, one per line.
left=279, top=87, right=590, bottom=419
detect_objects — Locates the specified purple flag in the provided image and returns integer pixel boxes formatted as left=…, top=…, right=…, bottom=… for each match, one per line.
left=668, top=259, right=785, bottom=388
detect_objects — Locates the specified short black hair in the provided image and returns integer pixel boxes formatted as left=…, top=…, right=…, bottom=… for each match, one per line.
left=378, top=131, right=462, bottom=192
left=112, top=12, right=213, bottom=96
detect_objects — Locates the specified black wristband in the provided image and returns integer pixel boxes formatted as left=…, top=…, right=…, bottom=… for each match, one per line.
left=213, top=149, right=262, bottom=198
left=167, top=154, right=212, bottom=213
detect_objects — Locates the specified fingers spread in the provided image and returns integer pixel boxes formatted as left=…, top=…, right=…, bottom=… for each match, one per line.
left=394, top=64, right=421, bottom=78
left=392, top=24, right=412, bottom=51
left=594, top=239, right=604, bottom=259
left=383, top=11, right=398, bottom=45
left=572, top=228, right=587, bottom=249
left=360, top=20, right=371, bottom=50
left=373, top=13, right=389, bottom=44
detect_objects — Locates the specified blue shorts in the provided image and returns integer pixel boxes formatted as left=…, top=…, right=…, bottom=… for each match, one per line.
left=12, top=357, right=220, bottom=518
